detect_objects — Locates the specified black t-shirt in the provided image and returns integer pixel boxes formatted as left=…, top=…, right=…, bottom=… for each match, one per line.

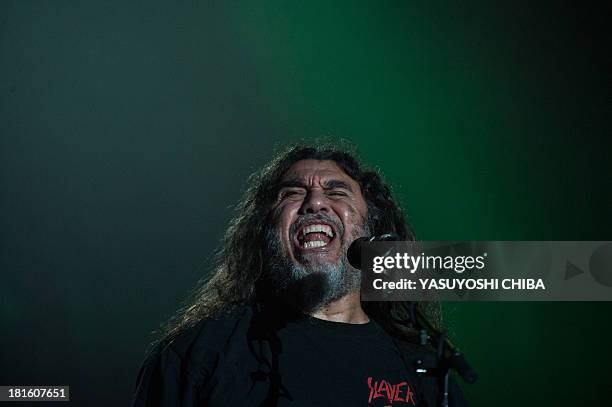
left=132, top=305, right=465, bottom=406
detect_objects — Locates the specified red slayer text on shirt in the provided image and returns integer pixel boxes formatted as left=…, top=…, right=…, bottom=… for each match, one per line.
left=367, top=376, right=417, bottom=405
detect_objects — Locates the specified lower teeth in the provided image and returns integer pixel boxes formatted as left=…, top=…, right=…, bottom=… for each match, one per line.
left=304, top=241, right=326, bottom=248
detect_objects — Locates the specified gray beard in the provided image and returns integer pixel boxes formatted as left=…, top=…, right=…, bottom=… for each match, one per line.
left=263, top=218, right=367, bottom=313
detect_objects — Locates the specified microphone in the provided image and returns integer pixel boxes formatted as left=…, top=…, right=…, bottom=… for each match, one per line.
left=347, top=233, right=399, bottom=269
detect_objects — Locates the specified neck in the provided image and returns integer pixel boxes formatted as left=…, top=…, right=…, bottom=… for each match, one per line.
left=309, top=292, right=370, bottom=324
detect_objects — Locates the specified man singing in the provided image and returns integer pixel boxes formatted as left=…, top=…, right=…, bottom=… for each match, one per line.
left=132, top=143, right=466, bottom=406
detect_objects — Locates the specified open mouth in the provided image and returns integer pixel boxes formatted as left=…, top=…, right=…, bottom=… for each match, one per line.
left=294, top=222, right=336, bottom=250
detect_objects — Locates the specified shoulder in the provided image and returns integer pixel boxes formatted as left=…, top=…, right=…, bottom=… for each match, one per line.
left=162, top=305, right=255, bottom=362
left=132, top=306, right=255, bottom=406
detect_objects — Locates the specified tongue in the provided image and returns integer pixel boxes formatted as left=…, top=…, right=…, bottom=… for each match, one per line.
left=302, top=232, right=331, bottom=244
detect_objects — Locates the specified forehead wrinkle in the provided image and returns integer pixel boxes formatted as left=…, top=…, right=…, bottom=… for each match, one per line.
left=279, top=171, right=356, bottom=188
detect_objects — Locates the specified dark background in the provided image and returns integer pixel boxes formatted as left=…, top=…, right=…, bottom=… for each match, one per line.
left=1, top=1, right=610, bottom=405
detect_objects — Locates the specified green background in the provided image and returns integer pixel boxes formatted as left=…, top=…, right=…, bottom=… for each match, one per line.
left=1, top=1, right=610, bottom=405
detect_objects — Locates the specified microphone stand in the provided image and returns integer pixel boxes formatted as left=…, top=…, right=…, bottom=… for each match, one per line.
left=410, top=302, right=477, bottom=407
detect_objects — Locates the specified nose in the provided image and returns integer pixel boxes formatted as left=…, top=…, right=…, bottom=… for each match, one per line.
left=299, top=189, right=330, bottom=215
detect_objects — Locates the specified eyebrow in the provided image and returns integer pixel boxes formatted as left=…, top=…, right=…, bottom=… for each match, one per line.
left=276, top=179, right=308, bottom=190
left=276, top=178, right=354, bottom=192
left=323, top=179, right=354, bottom=192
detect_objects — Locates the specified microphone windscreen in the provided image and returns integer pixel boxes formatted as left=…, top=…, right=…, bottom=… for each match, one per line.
left=347, top=233, right=400, bottom=270
left=347, top=237, right=369, bottom=269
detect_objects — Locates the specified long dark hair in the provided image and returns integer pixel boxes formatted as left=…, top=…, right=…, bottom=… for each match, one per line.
left=162, top=141, right=440, bottom=342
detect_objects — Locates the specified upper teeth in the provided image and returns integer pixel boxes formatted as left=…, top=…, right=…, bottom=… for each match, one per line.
left=301, top=224, right=334, bottom=238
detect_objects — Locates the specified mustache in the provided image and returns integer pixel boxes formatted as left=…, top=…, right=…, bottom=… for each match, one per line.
left=289, top=213, right=344, bottom=240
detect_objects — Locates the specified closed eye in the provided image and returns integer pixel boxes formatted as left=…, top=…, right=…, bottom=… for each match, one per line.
left=326, top=190, right=348, bottom=197
left=279, top=188, right=306, bottom=200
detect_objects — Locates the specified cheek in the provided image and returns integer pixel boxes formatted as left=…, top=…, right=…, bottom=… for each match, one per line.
left=274, top=204, right=299, bottom=241
left=337, top=204, right=364, bottom=231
